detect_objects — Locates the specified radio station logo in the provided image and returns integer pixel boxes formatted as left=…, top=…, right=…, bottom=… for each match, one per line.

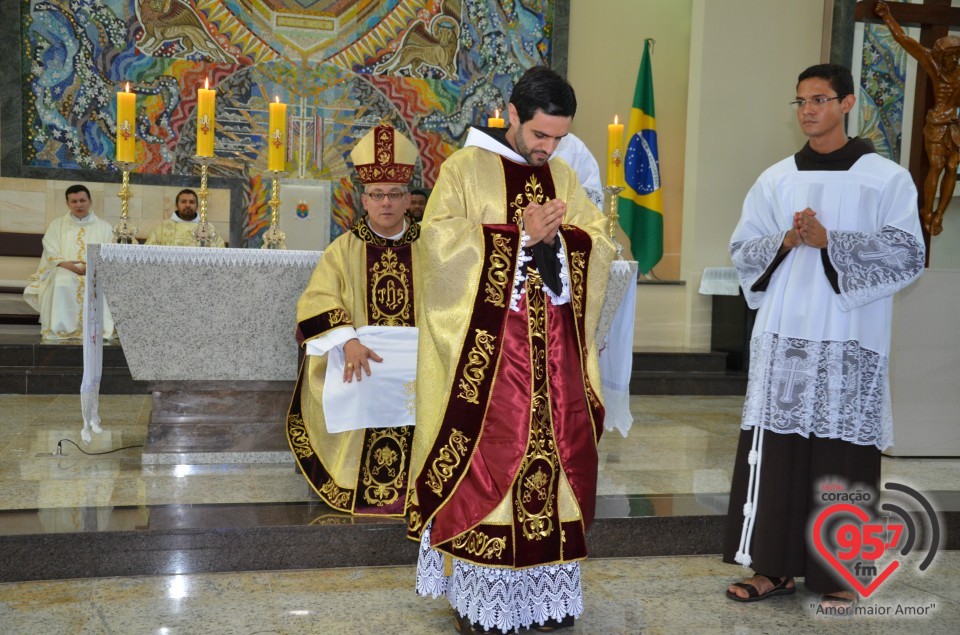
left=810, top=480, right=942, bottom=601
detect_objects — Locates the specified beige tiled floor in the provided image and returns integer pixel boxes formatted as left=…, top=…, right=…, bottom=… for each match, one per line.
left=0, top=553, right=957, bottom=634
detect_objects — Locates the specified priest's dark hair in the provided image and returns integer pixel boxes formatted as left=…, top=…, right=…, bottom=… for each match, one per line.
left=509, top=66, right=577, bottom=124
left=176, top=188, right=198, bottom=203
left=64, top=184, right=91, bottom=200
left=797, top=63, right=854, bottom=99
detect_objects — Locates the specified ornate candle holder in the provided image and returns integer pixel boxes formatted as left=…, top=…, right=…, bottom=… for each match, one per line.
left=260, top=170, right=287, bottom=250
left=113, top=161, right=139, bottom=244
left=602, top=184, right=625, bottom=251
left=192, top=155, right=220, bottom=247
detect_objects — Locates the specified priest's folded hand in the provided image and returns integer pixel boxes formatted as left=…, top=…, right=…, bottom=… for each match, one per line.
left=343, top=338, right=383, bottom=383
left=523, top=198, right=565, bottom=246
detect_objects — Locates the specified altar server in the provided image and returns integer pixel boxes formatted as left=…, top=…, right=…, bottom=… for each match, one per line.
left=723, top=63, right=924, bottom=608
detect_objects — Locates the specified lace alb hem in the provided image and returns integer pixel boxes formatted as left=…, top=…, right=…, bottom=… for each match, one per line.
left=416, top=524, right=584, bottom=633
left=730, top=232, right=786, bottom=308
left=98, top=243, right=321, bottom=268
left=827, top=226, right=925, bottom=311
left=742, top=331, right=892, bottom=449
left=542, top=239, right=571, bottom=306
left=509, top=231, right=533, bottom=312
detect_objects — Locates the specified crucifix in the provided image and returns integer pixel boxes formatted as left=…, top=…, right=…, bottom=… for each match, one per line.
left=855, top=0, right=960, bottom=262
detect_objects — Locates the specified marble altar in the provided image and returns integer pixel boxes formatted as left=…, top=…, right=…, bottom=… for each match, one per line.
left=82, top=244, right=319, bottom=463
left=80, top=245, right=638, bottom=463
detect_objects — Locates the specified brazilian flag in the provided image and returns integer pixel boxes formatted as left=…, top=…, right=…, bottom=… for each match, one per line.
left=619, top=39, right=662, bottom=274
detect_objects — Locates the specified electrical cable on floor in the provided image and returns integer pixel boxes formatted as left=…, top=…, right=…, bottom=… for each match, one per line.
left=57, top=438, right=144, bottom=456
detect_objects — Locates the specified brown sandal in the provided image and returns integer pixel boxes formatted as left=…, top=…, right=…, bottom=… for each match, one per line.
left=726, top=575, right=796, bottom=603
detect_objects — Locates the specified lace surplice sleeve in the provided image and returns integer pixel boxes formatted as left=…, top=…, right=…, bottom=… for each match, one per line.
left=826, top=226, right=924, bottom=310
left=729, top=176, right=790, bottom=309
left=826, top=166, right=925, bottom=311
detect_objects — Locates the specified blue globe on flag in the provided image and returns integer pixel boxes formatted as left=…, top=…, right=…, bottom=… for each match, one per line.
left=624, top=129, right=660, bottom=195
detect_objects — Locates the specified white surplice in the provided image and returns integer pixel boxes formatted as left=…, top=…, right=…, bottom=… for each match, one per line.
left=730, top=153, right=924, bottom=450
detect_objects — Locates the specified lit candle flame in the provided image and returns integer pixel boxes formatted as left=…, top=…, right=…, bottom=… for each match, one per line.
left=614, top=114, right=619, bottom=125
left=125, top=82, right=130, bottom=93
left=495, top=108, right=500, bottom=118
left=275, top=95, right=280, bottom=103
left=204, top=77, right=209, bottom=90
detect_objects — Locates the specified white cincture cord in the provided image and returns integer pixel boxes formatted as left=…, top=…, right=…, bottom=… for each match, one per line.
left=734, top=425, right=765, bottom=567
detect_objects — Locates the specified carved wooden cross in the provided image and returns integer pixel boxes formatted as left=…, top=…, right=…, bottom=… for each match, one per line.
left=855, top=0, right=960, bottom=259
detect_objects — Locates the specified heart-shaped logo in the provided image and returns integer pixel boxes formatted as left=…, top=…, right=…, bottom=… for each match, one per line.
left=812, top=503, right=901, bottom=597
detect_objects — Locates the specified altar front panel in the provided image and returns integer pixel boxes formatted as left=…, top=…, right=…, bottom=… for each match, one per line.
left=92, top=244, right=320, bottom=381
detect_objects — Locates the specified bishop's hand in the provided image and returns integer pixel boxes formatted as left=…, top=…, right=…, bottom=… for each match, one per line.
left=342, top=338, right=383, bottom=383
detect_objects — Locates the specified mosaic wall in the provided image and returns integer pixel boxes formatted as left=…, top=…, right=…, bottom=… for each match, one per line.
left=18, top=0, right=563, bottom=246
left=857, top=20, right=908, bottom=162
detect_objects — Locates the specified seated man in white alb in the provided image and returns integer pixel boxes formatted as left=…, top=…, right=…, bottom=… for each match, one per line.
left=23, top=184, right=116, bottom=341
left=145, top=188, right=226, bottom=247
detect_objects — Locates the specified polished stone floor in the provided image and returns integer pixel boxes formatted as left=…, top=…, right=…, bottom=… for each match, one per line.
left=0, top=393, right=956, bottom=511
left=1, top=553, right=958, bottom=634
left=1, top=392, right=958, bottom=632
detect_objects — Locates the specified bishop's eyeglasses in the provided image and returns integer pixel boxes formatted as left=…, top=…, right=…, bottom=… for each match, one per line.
left=789, top=96, right=842, bottom=110
left=365, top=191, right=406, bottom=201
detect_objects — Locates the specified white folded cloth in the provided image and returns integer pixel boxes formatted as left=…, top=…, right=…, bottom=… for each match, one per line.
left=313, top=325, right=419, bottom=433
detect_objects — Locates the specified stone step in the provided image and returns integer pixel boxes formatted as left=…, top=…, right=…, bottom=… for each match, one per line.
left=0, top=495, right=728, bottom=582
left=632, top=351, right=728, bottom=373
left=0, top=338, right=128, bottom=368
left=630, top=370, right=748, bottom=396
left=0, top=366, right=148, bottom=395
left=2, top=494, right=955, bottom=583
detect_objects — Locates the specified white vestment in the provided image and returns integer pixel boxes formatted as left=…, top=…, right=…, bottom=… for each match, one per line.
left=552, top=132, right=603, bottom=209
left=24, top=212, right=116, bottom=341
left=730, top=153, right=924, bottom=450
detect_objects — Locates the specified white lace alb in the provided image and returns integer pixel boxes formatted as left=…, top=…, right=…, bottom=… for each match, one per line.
left=416, top=524, right=583, bottom=633
left=742, top=332, right=892, bottom=449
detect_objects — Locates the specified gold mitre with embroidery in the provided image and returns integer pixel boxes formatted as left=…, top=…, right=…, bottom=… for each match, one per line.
left=350, top=124, right=417, bottom=185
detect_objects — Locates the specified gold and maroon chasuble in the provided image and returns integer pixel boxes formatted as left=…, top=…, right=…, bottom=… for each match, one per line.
left=287, top=219, right=419, bottom=516
left=408, top=153, right=611, bottom=569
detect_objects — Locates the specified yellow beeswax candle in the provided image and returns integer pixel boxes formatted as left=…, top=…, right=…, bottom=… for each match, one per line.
left=267, top=97, right=287, bottom=171
left=488, top=108, right=505, bottom=128
left=196, top=78, right=216, bottom=157
left=116, top=83, right=136, bottom=163
left=607, top=114, right=624, bottom=187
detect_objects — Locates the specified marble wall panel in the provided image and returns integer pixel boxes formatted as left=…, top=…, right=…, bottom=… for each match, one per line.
left=0, top=255, right=37, bottom=282
left=633, top=284, right=687, bottom=349
left=0, top=190, right=46, bottom=233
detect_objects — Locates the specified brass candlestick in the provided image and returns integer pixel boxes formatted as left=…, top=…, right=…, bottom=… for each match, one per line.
left=260, top=170, right=287, bottom=250
left=114, top=161, right=139, bottom=244
left=602, top=185, right=625, bottom=258
left=603, top=184, right=625, bottom=236
left=192, top=155, right=220, bottom=247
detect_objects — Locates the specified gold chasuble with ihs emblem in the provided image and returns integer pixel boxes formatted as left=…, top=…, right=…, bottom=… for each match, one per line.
left=408, top=146, right=616, bottom=568
left=287, top=219, right=419, bottom=516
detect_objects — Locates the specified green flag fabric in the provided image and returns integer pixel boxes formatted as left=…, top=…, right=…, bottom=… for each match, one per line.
left=619, top=39, right=663, bottom=274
